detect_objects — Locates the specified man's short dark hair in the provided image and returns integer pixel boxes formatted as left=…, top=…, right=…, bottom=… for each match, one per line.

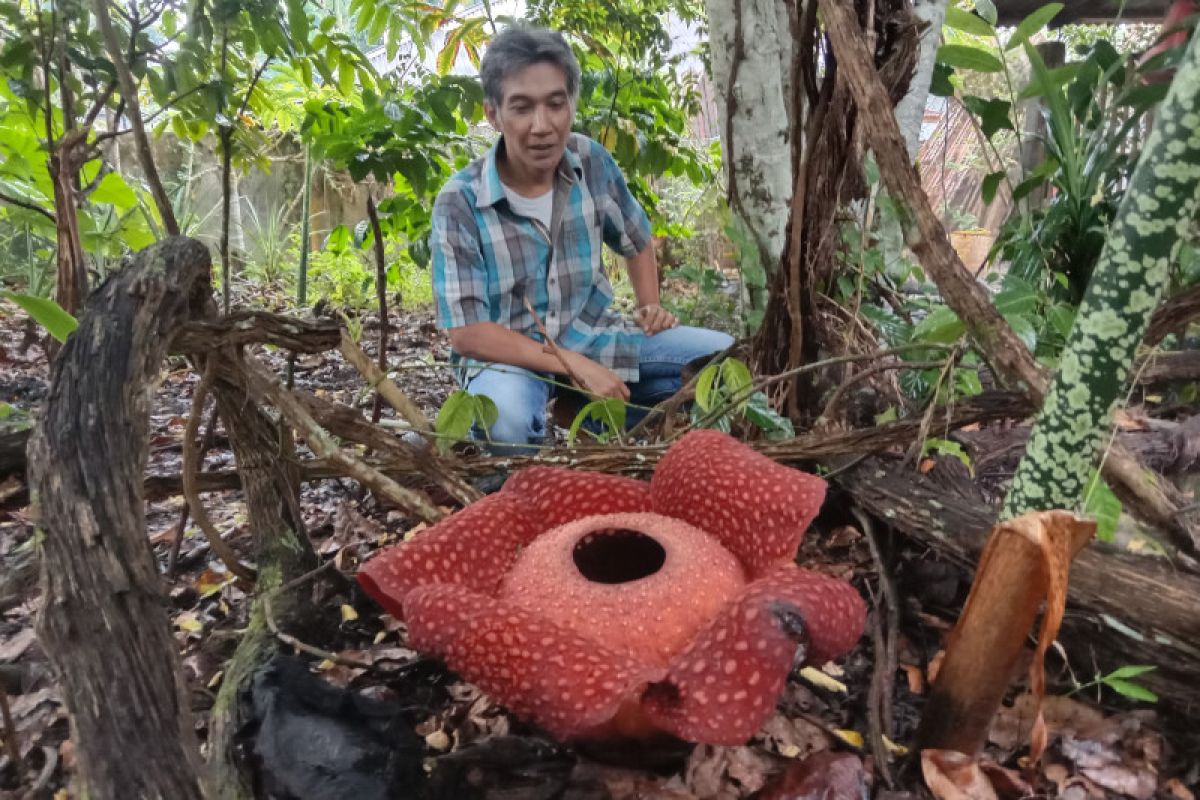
left=480, top=25, right=581, bottom=107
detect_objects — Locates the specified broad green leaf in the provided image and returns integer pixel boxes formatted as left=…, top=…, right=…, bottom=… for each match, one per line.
left=434, top=390, right=475, bottom=452
left=944, top=6, right=994, bottom=38
left=695, top=363, right=719, bottom=412
left=90, top=172, right=138, bottom=208
left=981, top=170, right=1006, bottom=204
left=961, top=96, right=1014, bottom=138
left=719, top=357, right=753, bottom=404
left=472, top=394, right=498, bottom=430
left=1, top=291, right=78, bottom=342
left=973, top=0, right=998, bottom=25
left=922, top=438, right=973, bottom=473
left=1104, top=665, right=1156, bottom=680
left=937, top=44, right=1004, bottom=73
left=287, top=0, right=310, bottom=46
left=567, top=398, right=626, bottom=444
left=744, top=392, right=794, bottom=440
left=1005, top=4, right=1064, bottom=51
left=1082, top=471, right=1122, bottom=543
left=930, top=63, right=956, bottom=97
left=1104, top=679, right=1158, bottom=703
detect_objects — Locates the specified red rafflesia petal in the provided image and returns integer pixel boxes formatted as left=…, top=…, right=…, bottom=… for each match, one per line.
left=503, top=466, right=653, bottom=528
left=357, top=493, right=543, bottom=619
left=405, top=584, right=666, bottom=740
left=651, top=430, right=827, bottom=575
left=642, top=565, right=864, bottom=745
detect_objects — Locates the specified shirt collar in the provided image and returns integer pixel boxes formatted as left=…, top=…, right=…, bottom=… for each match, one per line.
left=475, top=136, right=582, bottom=209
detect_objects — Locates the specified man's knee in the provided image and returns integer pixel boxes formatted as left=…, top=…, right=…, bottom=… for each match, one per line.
left=483, top=403, right=547, bottom=447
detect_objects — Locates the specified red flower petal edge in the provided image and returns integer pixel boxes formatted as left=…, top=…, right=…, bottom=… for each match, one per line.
left=641, top=565, right=864, bottom=746
left=651, top=430, right=827, bottom=575
left=357, top=493, right=542, bottom=619
left=503, top=466, right=653, bottom=529
left=405, top=584, right=666, bottom=740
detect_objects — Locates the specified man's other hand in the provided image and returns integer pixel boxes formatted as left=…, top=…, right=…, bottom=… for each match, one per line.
left=569, top=352, right=630, bottom=400
left=634, top=303, right=678, bottom=335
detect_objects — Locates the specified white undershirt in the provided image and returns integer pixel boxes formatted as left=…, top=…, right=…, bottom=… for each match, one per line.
left=502, top=183, right=553, bottom=233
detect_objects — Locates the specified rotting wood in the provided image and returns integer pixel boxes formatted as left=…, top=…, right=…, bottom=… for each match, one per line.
left=1145, top=284, right=1200, bottom=347
left=170, top=311, right=341, bottom=354
left=836, top=456, right=1200, bottom=711
left=28, top=237, right=209, bottom=799
left=818, top=0, right=1200, bottom=555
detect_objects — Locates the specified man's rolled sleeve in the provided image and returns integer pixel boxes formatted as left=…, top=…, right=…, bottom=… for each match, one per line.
left=597, top=145, right=653, bottom=258
left=431, top=188, right=490, bottom=330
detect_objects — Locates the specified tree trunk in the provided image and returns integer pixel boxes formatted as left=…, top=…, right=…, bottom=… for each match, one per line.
left=895, top=0, right=950, bottom=160
left=29, top=237, right=210, bottom=799
left=705, top=0, right=794, bottom=274
left=205, top=350, right=321, bottom=798
left=48, top=132, right=90, bottom=318
left=92, top=0, right=179, bottom=235
left=752, top=0, right=918, bottom=419
left=1002, top=36, right=1200, bottom=522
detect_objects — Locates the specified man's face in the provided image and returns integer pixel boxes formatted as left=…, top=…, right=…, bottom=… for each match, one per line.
left=485, top=62, right=574, bottom=180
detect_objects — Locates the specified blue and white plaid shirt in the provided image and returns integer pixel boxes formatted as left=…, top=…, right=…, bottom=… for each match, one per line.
left=431, top=133, right=652, bottom=382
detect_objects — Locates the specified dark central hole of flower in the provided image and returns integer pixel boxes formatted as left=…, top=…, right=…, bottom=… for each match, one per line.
left=573, top=529, right=666, bottom=584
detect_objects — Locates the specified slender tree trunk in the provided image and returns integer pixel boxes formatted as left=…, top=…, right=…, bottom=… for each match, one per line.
left=287, top=147, right=314, bottom=389
left=367, top=193, right=390, bottom=423
left=30, top=238, right=210, bottom=799
left=220, top=127, right=234, bottom=312
left=705, top=0, right=794, bottom=272
left=895, top=0, right=949, bottom=160
left=92, top=0, right=179, bottom=235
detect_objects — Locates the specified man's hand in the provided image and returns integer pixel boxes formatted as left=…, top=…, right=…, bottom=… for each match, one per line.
left=567, top=351, right=630, bottom=400
left=634, top=303, right=678, bottom=335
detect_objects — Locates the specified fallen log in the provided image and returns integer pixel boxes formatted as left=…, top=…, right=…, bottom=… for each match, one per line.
left=836, top=456, right=1200, bottom=711
left=141, top=390, right=1036, bottom=499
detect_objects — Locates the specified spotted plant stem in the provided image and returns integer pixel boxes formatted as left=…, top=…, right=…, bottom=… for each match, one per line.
left=1002, top=37, right=1200, bottom=518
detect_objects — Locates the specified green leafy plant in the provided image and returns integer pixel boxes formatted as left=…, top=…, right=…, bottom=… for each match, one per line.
left=692, top=357, right=794, bottom=439
left=434, top=390, right=499, bottom=453
left=2, top=291, right=79, bottom=343
left=567, top=398, right=627, bottom=444
left=1070, top=664, right=1158, bottom=703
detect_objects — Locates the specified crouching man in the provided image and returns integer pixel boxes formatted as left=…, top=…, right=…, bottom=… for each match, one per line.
left=431, top=25, right=733, bottom=452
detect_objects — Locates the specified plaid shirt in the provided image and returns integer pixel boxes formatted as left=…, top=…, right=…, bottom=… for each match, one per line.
left=431, top=133, right=652, bottom=382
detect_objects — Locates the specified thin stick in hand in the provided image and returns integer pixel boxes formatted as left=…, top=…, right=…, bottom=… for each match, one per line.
left=522, top=294, right=590, bottom=396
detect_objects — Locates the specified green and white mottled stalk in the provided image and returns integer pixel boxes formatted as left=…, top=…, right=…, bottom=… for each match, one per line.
left=1001, top=37, right=1200, bottom=518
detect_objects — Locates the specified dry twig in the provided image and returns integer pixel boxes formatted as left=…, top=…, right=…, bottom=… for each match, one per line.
left=182, top=358, right=256, bottom=582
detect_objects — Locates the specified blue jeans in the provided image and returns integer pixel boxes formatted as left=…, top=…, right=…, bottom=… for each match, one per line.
left=463, top=326, right=734, bottom=453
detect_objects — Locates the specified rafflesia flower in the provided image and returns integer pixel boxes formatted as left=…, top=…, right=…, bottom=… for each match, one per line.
left=358, top=430, right=865, bottom=745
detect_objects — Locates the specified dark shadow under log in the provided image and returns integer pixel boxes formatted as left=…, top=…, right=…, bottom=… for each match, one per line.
left=28, top=237, right=210, bottom=799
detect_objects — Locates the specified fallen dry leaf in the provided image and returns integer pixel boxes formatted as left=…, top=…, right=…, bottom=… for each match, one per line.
left=989, top=694, right=1115, bottom=751
left=901, top=663, right=926, bottom=694
left=921, top=749, right=997, bottom=800
left=757, top=711, right=828, bottom=761
left=1060, top=735, right=1158, bottom=800
left=757, top=750, right=866, bottom=800
left=684, top=745, right=780, bottom=800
